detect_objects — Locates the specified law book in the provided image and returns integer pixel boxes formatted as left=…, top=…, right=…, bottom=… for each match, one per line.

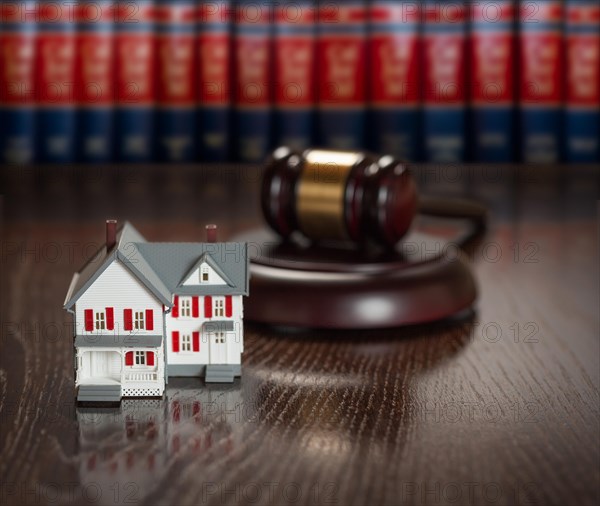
left=76, top=0, right=115, bottom=162
left=368, top=0, right=420, bottom=161
left=0, top=1, right=37, bottom=164
left=233, top=0, right=272, bottom=162
left=469, top=0, right=516, bottom=162
left=316, top=0, right=367, bottom=150
left=564, top=0, right=599, bottom=162
left=197, top=0, right=231, bottom=161
left=155, top=0, right=196, bottom=162
left=518, top=0, right=563, bottom=163
left=273, top=0, right=316, bottom=151
left=115, top=0, right=156, bottom=162
left=36, top=0, right=77, bottom=162
left=422, top=0, right=467, bottom=162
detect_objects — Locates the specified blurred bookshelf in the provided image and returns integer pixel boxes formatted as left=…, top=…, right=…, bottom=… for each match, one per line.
left=0, top=1, right=598, bottom=165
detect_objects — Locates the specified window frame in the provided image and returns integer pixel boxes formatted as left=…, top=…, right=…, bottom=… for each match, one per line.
left=181, top=333, right=192, bottom=352
left=214, top=298, right=224, bottom=317
left=95, top=311, right=105, bottom=330
left=134, top=351, right=146, bottom=366
left=180, top=297, right=191, bottom=317
left=134, top=311, right=145, bottom=330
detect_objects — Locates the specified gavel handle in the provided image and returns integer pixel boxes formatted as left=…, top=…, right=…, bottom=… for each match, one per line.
left=418, top=195, right=488, bottom=247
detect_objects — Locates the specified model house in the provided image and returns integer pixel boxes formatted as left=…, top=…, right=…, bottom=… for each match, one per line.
left=64, top=220, right=249, bottom=403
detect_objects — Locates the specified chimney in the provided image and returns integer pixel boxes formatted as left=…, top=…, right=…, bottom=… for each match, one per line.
left=206, top=224, right=218, bottom=243
left=106, top=219, right=117, bottom=250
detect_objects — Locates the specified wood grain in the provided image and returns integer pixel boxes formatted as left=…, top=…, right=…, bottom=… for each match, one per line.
left=0, top=164, right=598, bottom=506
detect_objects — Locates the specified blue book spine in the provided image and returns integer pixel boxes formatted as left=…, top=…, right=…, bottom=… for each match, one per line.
left=518, top=0, right=563, bottom=163
left=470, top=0, right=516, bottom=162
left=369, top=0, right=420, bottom=160
left=115, top=0, right=155, bottom=162
left=317, top=0, right=367, bottom=150
left=76, top=0, right=115, bottom=162
left=36, top=0, right=77, bottom=162
left=422, top=0, right=467, bottom=162
left=565, top=0, right=600, bottom=163
left=197, top=0, right=231, bottom=161
left=233, top=0, right=272, bottom=162
left=156, top=0, right=196, bottom=162
left=0, top=1, right=37, bottom=164
left=273, top=1, right=315, bottom=151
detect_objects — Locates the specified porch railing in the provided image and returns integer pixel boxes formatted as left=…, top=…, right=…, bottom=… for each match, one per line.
left=124, top=372, right=159, bottom=382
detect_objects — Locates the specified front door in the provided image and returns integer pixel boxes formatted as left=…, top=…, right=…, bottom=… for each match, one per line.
left=91, top=351, right=121, bottom=380
left=209, top=330, right=227, bottom=364
left=92, top=351, right=109, bottom=377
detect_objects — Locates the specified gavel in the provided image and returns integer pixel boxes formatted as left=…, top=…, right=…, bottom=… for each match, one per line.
left=261, top=147, right=418, bottom=248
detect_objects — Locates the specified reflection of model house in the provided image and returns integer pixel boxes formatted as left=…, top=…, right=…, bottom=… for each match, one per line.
left=76, top=386, right=246, bottom=489
left=64, top=221, right=249, bottom=402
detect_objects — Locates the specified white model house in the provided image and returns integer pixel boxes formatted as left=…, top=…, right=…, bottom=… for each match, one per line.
left=64, top=221, right=249, bottom=402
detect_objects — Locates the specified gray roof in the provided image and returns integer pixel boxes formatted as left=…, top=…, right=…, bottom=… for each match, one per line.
left=75, top=335, right=163, bottom=348
left=64, top=222, right=249, bottom=310
left=203, top=321, right=235, bottom=332
left=134, top=242, right=248, bottom=296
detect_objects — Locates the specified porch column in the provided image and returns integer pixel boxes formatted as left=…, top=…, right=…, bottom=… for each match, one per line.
left=120, top=350, right=125, bottom=385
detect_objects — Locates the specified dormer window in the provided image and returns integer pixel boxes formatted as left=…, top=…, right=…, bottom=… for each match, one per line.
left=201, top=267, right=209, bottom=282
left=180, top=298, right=191, bottom=317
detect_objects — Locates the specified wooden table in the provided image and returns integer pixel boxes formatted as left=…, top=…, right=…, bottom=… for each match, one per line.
left=1, top=164, right=599, bottom=506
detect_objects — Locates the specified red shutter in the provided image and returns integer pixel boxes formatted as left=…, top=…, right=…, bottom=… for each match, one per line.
left=225, top=296, right=232, bottom=317
left=147, top=351, right=154, bottom=366
left=125, top=352, right=133, bottom=366
left=84, top=309, right=94, bottom=331
left=192, top=296, right=199, bottom=317
left=172, top=296, right=179, bottom=317
left=172, top=331, right=180, bottom=352
left=124, top=309, right=133, bottom=331
left=204, top=296, right=212, bottom=318
left=146, top=309, right=154, bottom=330
left=106, top=307, right=114, bottom=330
left=193, top=331, right=200, bottom=352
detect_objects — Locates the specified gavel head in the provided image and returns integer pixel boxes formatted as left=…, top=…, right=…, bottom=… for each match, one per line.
left=261, top=147, right=418, bottom=248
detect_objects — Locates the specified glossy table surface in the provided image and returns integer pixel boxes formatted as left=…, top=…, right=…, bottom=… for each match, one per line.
left=1, top=164, right=599, bottom=506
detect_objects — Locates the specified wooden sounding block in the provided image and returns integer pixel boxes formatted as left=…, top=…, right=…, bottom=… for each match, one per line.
left=234, top=225, right=480, bottom=329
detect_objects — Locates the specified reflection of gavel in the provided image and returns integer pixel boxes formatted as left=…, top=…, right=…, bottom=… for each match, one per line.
left=262, top=147, right=418, bottom=248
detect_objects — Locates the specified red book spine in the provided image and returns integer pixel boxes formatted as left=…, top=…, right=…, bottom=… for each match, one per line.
left=0, top=1, right=37, bottom=163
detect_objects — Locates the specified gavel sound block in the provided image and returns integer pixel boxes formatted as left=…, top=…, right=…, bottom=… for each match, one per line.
left=234, top=148, right=486, bottom=329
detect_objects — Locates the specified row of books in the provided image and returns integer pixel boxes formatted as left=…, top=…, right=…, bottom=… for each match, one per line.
left=1, top=0, right=599, bottom=165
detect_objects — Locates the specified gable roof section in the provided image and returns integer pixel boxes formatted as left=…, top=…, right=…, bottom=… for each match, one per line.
left=134, top=242, right=249, bottom=296
left=180, top=252, right=235, bottom=287
left=64, top=222, right=250, bottom=309
left=64, top=222, right=173, bottom=310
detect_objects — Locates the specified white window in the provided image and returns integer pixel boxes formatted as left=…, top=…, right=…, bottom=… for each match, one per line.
left=135, top=351, right=146, bottom=366
left=181, top=298, right=191, bottom=317
left=201, top=267, right=209, bottom=282
left=95, top=312, right=105, bottom=330
left=181, top=334, right=192, bottom=352
left=134, top=311, right=145, bottom=330
left=216, top=331, right=225, bottom=344
left=214, top=299, right=224, bottom=317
